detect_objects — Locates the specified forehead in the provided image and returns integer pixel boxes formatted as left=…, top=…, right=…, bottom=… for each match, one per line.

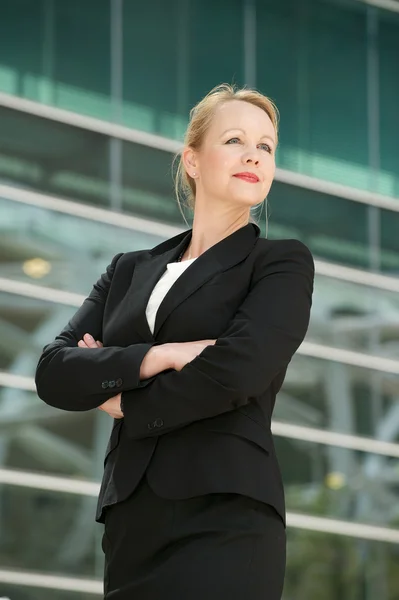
left=209, top=100, right=275, bottom=138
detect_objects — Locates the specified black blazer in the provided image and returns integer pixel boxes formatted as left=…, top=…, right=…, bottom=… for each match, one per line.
left=35, top=223, right=314, bottom=525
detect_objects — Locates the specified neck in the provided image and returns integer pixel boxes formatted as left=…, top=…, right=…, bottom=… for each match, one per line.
left=185, top=205, right=250, bottom=260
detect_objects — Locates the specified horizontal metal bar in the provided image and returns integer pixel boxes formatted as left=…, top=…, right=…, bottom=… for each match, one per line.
left=0, top=468, right=99, bottom=496
left=0, top=91, right=398, bottom=211
left=275, top=167, right=399, bottom=213
left=2, top=184, right=399, bottom=293
left=0, top=277, right=84, bottom=307
left=0, top=91, right=180, bottom=153
left=299, top=340, right=399, bottom=374
left=0, top=372, right=36, bottom=391
left=286, top=513, right=399, bottom=544
left=0, top=183, right=182, bottom=239
left=0, top=468, right=398, bottom=544
left=0, top=569, right=102, bottom=594
left=314, top=260, right=399, bottom=293
left=272, top=421, right=399, bottom=458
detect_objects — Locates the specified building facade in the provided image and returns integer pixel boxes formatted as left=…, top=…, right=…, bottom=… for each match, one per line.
left=0, top=0, right=398, bottom=598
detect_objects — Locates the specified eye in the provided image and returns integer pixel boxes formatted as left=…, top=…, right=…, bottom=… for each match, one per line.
left=258, top=143, right=273, bottom=154
left=225, top=137, right=241, bottom=144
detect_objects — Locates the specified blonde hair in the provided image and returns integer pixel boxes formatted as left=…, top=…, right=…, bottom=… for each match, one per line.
left=173, top=83, right=279, bottom=218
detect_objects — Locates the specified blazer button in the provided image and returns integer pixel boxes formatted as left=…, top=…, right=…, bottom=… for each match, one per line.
left=147, top=422, right=155, bottom=430
left=101, top=381, right=109, bottom=389
left=154, top=418, right=164, bottom=428
left=116, top=378, right=123, bottom=388
left=108, top=380, right=116, bottom=389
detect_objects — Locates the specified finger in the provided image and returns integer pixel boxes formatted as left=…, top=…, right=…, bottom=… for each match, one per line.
left=78, top=340, right=88, bottom=348
left=83, top=333, right=99, bottom=348
left=96, top=341, right=104, bottom=348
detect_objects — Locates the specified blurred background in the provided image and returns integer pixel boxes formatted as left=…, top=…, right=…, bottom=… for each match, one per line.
left=0, top=0, right=398, bottom=598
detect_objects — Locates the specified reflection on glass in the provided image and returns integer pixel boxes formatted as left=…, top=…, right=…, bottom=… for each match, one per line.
left=284, top=529, right=399, bottom=600
left=276, top=436, right=399, bottom=527
left=268, top=180, right=399, bottom=271
left=310, top=275, right=399, bottom=357
left=257, top=0, right=368, bottom=191
left=0, top=0, right=398, bottom=202
left=122, top=0, right=244, bottom=137
left=278, top=354, right=399, bottom=439
left=257, top=0, right=399, bottom=200
left=379, top=209, right=399, bottom=276
left=268, top=181, right=372, bottom=269
left=0, top=105, right=183, bottom=223
left=0, top=0, right=111, bottom=121
left=0, top=386, right=111, bottom=480
left=1, top=104, right=399, bottom=271
left=0, top=107, right=110, bottom=207
left=379, top=10, right=399, bottom=200
left=0, top=483, right=102, bottom=578
left=0, top=196, right=169, bottom=293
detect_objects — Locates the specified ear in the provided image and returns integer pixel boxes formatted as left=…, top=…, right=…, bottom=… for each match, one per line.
left=182, top=146, right=199, bottom=178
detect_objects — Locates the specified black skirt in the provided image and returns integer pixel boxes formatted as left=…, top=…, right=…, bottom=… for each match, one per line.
left=102, top=475, right=286, bottom=599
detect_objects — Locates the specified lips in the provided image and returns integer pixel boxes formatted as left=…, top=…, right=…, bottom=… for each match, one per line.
left=233, top=172, right=260, bottom=183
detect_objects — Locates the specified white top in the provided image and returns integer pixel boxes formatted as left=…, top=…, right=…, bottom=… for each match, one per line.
left=146, top=257, right=197, bottom=334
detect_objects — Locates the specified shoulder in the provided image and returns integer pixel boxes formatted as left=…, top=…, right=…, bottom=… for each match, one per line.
left=102, top=248, right=150, bottom=280
left=256, top=237, right=314, bottom=266
left=252, top=238, right=315, bottom=282
left=108, top=228, right=190, bottom=273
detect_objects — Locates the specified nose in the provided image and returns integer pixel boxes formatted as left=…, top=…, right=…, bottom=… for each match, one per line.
left=242, top=149, right=260, bottom=166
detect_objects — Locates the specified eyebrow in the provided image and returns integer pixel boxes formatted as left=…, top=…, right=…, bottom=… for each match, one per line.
left=221, top=128, right=276, bottom=145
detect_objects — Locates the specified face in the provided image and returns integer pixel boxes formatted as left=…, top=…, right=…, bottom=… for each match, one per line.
left=184, top=100, right=276, bottom=210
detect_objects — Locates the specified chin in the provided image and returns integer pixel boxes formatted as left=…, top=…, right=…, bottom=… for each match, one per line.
left=231, top=194, right=264, bottom=208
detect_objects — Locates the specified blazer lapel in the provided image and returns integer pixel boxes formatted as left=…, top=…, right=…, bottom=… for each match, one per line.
left=128, top=223, right=260, bottom=341
left=154, top=223, right=260, bottom=337
left=128, top=231, right=191, bottom=341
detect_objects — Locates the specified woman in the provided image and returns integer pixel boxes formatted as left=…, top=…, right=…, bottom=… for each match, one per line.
left=35, top=84, right=314, bottom=599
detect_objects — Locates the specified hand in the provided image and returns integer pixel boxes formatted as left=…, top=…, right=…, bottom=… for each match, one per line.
left=77, top=333, right=103, bottom=349
left=78, top=333, right=123, bottom=419
left=167, top=339, right=216, bottom=372
left=98, top=394, right=123, bottom=419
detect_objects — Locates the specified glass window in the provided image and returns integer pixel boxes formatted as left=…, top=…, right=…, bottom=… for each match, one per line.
left=278, top=437, right=399, bottom=527
left=268, top=180, right=399, bottom=271
left=0, top=484, right=101, bottom=578
left=268, top=181, right=370, bottom=268
left=277, top=354, right=399, bottom=440
left=0, top=0, right=43, bottom=98
left=51, top=0, right=111, bottom=119
left=121, top=140, right=182, bottom=222
left=284, top=529, right=399, bottom=600
left=309, top=275, right=399, bottom=357
left=0, top=107, right=182, bottom=222
left=122, top=0, right=244, bottom=138
left=257, top=0, right=369, bottom=191
left=0, top=196, right=168, bottom=294
left=0, top=0, right=244, bottom=137
left=379, top=10, right=399, bottom=199
left=380, top=208, right=399, bottom=276
left=0, top=106, right=110, bottom=207
left=2, top=105, right=398, bottom=272
left=0, top=0, right=111, bottom=120
left=0, top=385, right=111, bottom=480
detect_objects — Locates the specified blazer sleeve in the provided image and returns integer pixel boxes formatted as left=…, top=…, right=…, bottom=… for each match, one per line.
left=121, top=239, right=314, bottom=438
left=35, top=253, right=154, bottom=411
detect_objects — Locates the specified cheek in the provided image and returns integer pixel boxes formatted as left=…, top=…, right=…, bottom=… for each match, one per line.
left=202, top=147, right=236, bottom=180
left=264, top=158, right=276, bottom=182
